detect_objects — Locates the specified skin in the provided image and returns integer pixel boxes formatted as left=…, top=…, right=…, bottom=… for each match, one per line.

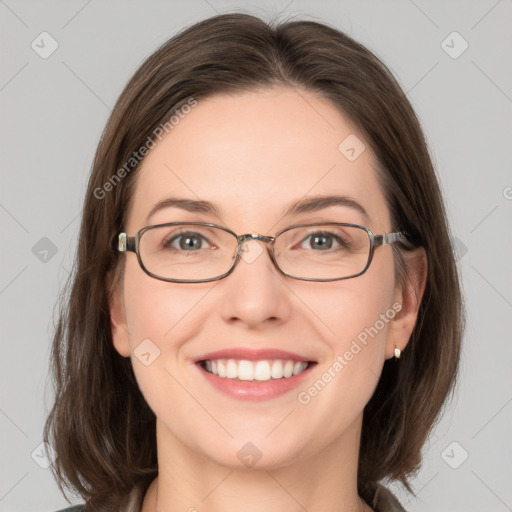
left=110, top=86, right=427, bottom=512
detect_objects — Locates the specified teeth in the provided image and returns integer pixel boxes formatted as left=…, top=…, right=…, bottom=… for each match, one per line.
left=254, top=361, right=270, bottom=381
left=202, top=359, right=309, bottom=381
left=226, top=359, right=238, bottom=378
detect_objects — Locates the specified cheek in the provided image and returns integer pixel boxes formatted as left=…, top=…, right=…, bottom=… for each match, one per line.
left=293, top=297, right=395, bottom=444
left=300, top=249, right=396, bottom=347
left=123, top=265, right=211, bottom=341
left=121, top=270, right=207, bottom=396
left=294, top=251, right=397, bottom=405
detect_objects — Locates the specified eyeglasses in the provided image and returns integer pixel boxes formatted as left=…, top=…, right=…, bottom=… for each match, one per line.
left=117, top=222, right=416, bottom=283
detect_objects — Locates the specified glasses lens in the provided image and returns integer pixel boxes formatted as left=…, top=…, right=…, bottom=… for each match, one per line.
left=139, top=224, right=237, bottom=281
left=274, top=224, right=371, bottom=280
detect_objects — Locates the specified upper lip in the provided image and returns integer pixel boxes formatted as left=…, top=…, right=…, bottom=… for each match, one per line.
left=193, top=348, right=316, bottom=363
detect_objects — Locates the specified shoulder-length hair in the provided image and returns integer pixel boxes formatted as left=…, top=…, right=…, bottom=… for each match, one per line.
left=44, top=12, right=463, bottom=510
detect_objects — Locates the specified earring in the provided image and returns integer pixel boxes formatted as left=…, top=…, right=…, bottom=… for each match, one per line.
left=393, top=345, right=401, bottom=359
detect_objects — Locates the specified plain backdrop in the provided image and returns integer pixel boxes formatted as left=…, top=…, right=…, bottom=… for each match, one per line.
left=1, top=1, right=511, bottom=511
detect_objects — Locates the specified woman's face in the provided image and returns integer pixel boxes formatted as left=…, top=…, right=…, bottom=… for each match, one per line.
left=111, top=86, right=416, bottom=470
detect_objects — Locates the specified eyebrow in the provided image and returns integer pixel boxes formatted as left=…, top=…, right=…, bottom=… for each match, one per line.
left=281, top=195, right=370, bottom=222
left=146, top=194, right=369, bottom=224
left=146, top=198, right=220, bottom=223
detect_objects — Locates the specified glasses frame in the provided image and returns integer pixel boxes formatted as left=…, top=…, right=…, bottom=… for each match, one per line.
left=117, top=221, right=417, bottom=283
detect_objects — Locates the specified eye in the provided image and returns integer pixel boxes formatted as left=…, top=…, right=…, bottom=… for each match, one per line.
left=299, top=231, right=348, bottom=251
left=164, top=231, right=210, bottom=251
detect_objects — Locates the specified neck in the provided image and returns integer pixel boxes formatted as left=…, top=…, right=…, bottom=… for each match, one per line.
left=141, top=415, right=373, bottom=512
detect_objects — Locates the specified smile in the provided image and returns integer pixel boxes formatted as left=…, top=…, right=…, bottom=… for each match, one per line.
left=200, top=359, right=311, bottom=381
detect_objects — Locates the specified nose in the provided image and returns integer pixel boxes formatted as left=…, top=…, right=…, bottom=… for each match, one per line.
left=218, top=238, right=292, bottom=329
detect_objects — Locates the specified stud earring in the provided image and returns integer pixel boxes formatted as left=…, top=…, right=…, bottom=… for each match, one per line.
left=393, top=345, right=401, bottom=359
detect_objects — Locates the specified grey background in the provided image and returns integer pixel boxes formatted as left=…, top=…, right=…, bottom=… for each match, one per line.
left=1, top=1, right=511, bottom=511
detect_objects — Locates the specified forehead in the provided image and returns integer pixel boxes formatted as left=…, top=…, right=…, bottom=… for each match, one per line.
left=126, top=87, right=390, bottom=233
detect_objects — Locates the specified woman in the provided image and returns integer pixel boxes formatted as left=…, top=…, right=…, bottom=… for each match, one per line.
left=45, top=12, right=463, bottom=512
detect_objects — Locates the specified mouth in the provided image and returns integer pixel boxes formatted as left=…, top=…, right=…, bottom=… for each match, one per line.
left=197, top=358, right=317, bottom=382
left=192, top=347, right=318, bottom=400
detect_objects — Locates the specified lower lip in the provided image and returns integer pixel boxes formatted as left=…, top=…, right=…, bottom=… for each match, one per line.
left=195, top=362, right=317, bottom=401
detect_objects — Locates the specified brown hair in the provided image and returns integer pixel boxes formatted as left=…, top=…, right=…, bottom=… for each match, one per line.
left=44, top=12, right=463, bottom=510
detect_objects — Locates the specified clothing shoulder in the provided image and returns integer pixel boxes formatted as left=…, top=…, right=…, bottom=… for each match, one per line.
left=52, top=485, right=142, bottom=512
left=373, top=484, right=407, bottom=512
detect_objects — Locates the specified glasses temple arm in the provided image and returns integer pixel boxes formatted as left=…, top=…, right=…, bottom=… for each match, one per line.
left=374, top=232, right=419, bottom=249
left=118, top=232, right=137, bottom=253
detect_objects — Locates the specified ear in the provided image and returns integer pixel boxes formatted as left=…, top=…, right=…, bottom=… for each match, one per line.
left=385, top=248, right=428, bottom=359
left=108, top=273, right=131, bottom=358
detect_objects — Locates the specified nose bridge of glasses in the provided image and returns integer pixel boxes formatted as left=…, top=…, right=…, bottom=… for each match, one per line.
left=238, top=233, right=275, bottom=245
left=234, top=233, right=276, bottom=263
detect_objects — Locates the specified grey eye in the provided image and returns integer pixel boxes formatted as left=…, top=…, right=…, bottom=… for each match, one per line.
left=166, top=232, right=208, bottom=251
